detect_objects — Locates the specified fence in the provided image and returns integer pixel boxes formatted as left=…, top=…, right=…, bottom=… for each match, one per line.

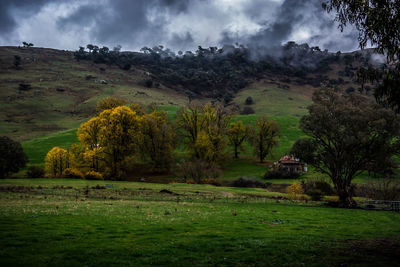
left=364, top=200, right=400, bottom=212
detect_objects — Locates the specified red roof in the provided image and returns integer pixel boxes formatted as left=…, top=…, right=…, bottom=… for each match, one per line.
left=279, top=155, right=301, bottom=164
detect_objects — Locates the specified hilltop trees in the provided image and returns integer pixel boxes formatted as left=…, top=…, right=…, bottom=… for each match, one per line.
left=0, top=136, right=28, bottom=178
left=74, top=42, right=340, bottom=99
left=299, top=88, right=400, bottom=207
left=22, top=42, right=34, bottom=47
left=249, top=115, right=280, bottom=163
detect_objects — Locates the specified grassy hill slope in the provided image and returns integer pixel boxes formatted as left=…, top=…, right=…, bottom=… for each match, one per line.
left=0, top=46, right=367, bottom=141
left=0, top=46, right=188, bottom=141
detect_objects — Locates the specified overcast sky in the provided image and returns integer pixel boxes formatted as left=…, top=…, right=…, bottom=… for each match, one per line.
left=0, top=0, right=360, bottom=52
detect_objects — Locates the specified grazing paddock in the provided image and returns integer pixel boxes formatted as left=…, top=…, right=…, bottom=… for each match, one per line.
left=0, top=179, right=399, bottom=266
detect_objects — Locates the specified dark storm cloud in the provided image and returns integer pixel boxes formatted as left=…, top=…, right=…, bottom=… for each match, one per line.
left=221, top=0, right=359, bottom=54
left=57, top=0, right=194, bottom=48
left=0, top=0, right=53, bottom=34
left=0, top=0, right=360, bottom=53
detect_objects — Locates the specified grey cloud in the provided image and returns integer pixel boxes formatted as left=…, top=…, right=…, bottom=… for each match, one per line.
left=0, top=0, right=359, bottom=53
left=221, top=0, right=358, bottom=55
left=0, top=0, right=53, bottom=34
left=57, top=0, right=194, bottom=48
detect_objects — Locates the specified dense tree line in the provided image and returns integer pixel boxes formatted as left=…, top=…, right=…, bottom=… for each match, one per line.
left=74, top=42, right=350, bottom=98
left=45, top=97, right=280, bottom=180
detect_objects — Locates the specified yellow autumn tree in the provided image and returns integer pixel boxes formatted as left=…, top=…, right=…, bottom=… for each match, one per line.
left=177, top=104, right=204, bottom=158
left=138, top=110, right=176, bottom=171
left=178, top=103, right=230, bottom=164
left=98, top=106, right=140, bottom=178
left=96, top=96, right=127, bottom=114
left=227, top=121, right=249, bottom=158
left=45, top=147, right=68, bottom=177
left=200, top=103, right=230, bottom=163
left=249, top=115, right=280, bottom=163
left=77, top=117, right=103, bottom=171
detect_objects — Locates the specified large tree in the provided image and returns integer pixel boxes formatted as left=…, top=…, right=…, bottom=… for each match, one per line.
left=249, top=115, right=280, bottom=163
left=227, top=121, right=249, bottom=159
left=98, top=106, right=139, bottom=178
left=323, top=0, right=400, bottom=111
left=45, top=147, right=68, bottom=177
left=300, top=88, right=400, bottom=207
left=138, top=110, right=176, bottom=171
left=0, top=136, right=28, bottom=178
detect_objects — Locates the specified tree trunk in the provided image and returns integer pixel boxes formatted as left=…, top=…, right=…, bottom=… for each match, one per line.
left=234, top=145, right=238, bottom=159
left=335, top=182, right=357, bottom=208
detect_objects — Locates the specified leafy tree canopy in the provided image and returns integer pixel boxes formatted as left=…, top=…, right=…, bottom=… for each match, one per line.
left=300, top=88, right=400, bottom=207
left=0, top=136, right=28, bottom=178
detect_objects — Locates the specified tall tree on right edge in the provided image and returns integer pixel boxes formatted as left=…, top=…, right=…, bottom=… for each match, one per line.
left=323, top=0, right=400, bottom=111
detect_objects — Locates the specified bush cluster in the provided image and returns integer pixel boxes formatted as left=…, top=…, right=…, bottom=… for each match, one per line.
left=84, top=171, right=103, bottom=180
left=264, top=168, right=300, bottom=179
left=63, top=168, right=84, bottom=179
left=26, top=166, right=45, bottom=178
left=176, top=160, right=221, bottom=184
left=231, top=177, right=266, bottom=188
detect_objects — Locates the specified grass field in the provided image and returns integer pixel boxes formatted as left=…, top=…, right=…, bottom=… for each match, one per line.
left=0, top=179, right=399, bottom=266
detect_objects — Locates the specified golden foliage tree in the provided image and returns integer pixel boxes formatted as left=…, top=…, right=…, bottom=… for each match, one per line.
left=77, top=106, right=139, bottom=178
left=96, top=96, right=127, bottom=114
left=98, top=106, right=139, bottom=178
left=227, top=121, right=248, bottom=158
left=77, top=117, right=102, bottom=171
left=177, top=103, right=230, bottom=164
left=249, top=115, right=280, bottom=163
left=45, top=147, right=68, bottom=177
left=177, top=104, right=204, bottom=158
left=138, top=110, right=176, bottom=171
left=200, top=103, right=230, bottom=163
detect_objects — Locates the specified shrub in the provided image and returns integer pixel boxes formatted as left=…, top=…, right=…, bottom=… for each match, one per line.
left=145, top=79, right=153, bottom=88
left=306, top=189, right=324, bottom=201
left=241, top=106, right=255, bottom=115
left=19, top=83, right=32, bottom=91
left=264, top=168, right=300, bottom=179
left=356, top=179, right=400, bottom=201
left=302, top=178, right=334, bottom=195
left=176, top=160, right=221, bottom=184
left=286, top=182, right=304, bottom=200
left=0, top=136, right=28, bottom=178
left=231, top=177, right=266, bottom=188
left=63, top=168, right=84, bottom=179
left=203, top=178, right=222, bottom=186
left=84, top=171, right=103, bottom=180
left=26, top=166, right=45, bottom=178
left=245, top=96, right=254, bottom=105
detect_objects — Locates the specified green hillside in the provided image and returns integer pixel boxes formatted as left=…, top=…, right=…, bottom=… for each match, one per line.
left=0, top=46, right=366, bottom=141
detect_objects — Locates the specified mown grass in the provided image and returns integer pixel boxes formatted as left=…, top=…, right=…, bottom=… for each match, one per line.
left=0, top=179, right=399, bottom=266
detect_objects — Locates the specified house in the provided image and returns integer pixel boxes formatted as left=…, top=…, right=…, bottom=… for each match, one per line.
left=274, top=155, right=307, bottom=174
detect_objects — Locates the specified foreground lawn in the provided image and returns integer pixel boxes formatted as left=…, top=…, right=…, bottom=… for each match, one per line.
left=0, top=179, right=399, bottom=266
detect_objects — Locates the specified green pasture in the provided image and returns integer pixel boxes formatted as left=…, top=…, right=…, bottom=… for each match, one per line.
left=0, top=179, right=399, bottom=266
